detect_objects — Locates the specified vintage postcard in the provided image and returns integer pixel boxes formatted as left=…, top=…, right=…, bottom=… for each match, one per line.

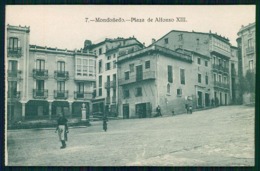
left=5, top=5, right=255, bottom=166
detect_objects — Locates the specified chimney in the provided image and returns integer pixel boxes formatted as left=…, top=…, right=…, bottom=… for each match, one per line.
left=152, top=38, right=156, bottom=44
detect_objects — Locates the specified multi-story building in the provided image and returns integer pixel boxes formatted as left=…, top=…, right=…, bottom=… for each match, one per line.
left=6, top=25, right=96, bottom=122
left=83, top=38, right=144, bottom=117
left=117, top=45, right=193, bottom=118
left=236, top=22, right=255, bottom=104
left=153, top=30, right=235, bottom=106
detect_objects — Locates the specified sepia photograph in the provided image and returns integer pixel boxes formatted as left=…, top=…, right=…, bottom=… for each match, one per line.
left=5, top=5, right=256, bottom=166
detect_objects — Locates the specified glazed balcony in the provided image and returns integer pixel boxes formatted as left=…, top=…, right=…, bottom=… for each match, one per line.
left=74, top=73, right=95, bottom=82
left=74, top=91, right=92, bottom=100
left=33, top=89, right=48, bottom=99
left=119, top=71, right=156, bottom=86
left=33, top=69, right=48, bottom=80
left=54, top=90, right=69, bottom=100
left=54, top=71, right=69, bottom=81
left=7, top=47, right=22, bottom=57
left=7, top=91, right=21, bottom=100
left=246, top=46, right=254, bottom=54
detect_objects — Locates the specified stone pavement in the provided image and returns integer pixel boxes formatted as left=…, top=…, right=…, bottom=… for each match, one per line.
left=6, top=105, right=254, bottom=166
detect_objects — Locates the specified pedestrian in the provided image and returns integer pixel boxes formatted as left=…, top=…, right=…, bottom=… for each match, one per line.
left=55, top=112, right=69, bottom=149
left=103, top=114, right=108, bottom=132
left=185, top=103, right=188, bottom=114
left=188, top=105, right=193, bottom=114
left=156, top=105, right=162, bottom=117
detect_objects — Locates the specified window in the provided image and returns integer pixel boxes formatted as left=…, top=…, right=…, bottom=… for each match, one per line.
left=107, top=56, right=111, bottom=60
left=214, top=73, right=216, bottom=82
left=8, top=81, right=17, bottom=96
left=219, top=75, right=222, bottom=83
left=196, top=38, right=200, bottom=45
left=178, top=34, right=183, bottom=41
left=36, top=59, right=45, bottom=70
left=136, top=65, right=143, bottom=81
left=99, top=88, right=102, bottom=96
left=124, top=89, right=130, bottom=99
left=197, top=58, right=201, bottom=65
left=57, top=61, right=65, bottom=72
left=99, top=48, right=102, bottom=55
left=205, top=60, right=208, bottom=67
left=249, top=60, right=254, bottom=71
left=105, top=62, right=111, bottom=71
left=248, top=38, right=253, bottom=48
left=99, top=75, right=102, bottom=87
left=82, top=59, right=88, bottom=76
left=57, top=81, right=65, bottom=91
left=180, top=69, right=185, bottom=85
left=113, top=54, right=116, bottom=58
left=213, top=56, right=216, bottom=65
left=223, top=76, right=227, bottom=84
left=113, top=60, right=116, bottom=69
left=129, top=64, right=134, bottom=72
left=167, top=84, right=170, bottom=94
left=107, top=89, right=110, bottom=97
left=145, top=61, right=150, bottom=69
left=177, top=88, right=182, bottom=96
left=8, top=60, right=18, bottom=72
left=205, top=75, right=208, bottom=85
left=168, top=65, right=173, bottom=83
left=98, top=60, right=102, bottom=73
left=77, top=82, right=84, bottom=92
left=135, top=87, right=142, bottom=97
left=36, top=80, right=44, bottom=90
left=198, top=73, right=202, bottom=83
left=89, top=59, right=95, bottom=76
left=125, top=71, right=130, bottom=80
left=164, top=38, right=168, bottom=44
left=8, top=37, right=18, bottom=50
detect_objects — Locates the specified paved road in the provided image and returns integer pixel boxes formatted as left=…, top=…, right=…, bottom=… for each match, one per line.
left=6, top=105, right=254, bottom=166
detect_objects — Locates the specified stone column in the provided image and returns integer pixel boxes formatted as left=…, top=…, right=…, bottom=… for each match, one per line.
left=21, top=102, right=26, bottom=121
left=48, top=101, right=53, bottom=120
left=81, top=103, right=86, bottom=121
left=68, top=101, right=73, bottom=117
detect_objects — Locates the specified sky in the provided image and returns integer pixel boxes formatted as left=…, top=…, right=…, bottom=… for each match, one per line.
left=6, top=5, right=255, bottom=50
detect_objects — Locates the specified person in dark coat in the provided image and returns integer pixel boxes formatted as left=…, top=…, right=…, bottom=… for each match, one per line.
left=55, top=113, right=69, bottom=149
left=156, top=105, right=162, bottom=117
left=185, top=103, right=189, bottom=113
left=103, top=115, right=108, bottom=132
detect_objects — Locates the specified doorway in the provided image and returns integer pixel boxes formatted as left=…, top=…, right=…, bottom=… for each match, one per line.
left=123, top=104, right=129, bottom=119
left=136, top=103, right=147, bottom=118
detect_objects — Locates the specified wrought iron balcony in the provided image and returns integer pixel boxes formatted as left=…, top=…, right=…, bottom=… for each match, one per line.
left=7, top=47, right=22, bottom=57
left=246, top=46, right=254, bottom=54
left=33, top=89, right=48, bottom=99
left=54, top=90, right=68, bottom=99
left=212, top=64, right=229, bottom=74
left=74, top=91, right=92, bottom=100
left=119, top=71, right=156, bottom=86
left=33, top=69, right=48, bottom=80
left=213, top=81, right=229, bottom=89
left=7, top=91, right=21, bottom=100
left=104, top=81, right=116, bottom=89
left=54, top=71, right=69, bottom=81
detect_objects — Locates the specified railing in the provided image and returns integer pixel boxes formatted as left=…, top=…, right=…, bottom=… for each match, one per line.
left=213, top=81, right=229, bottom=89
left=8, top=70, right=22, bottom=77
left=112, top=96, right=116, bottom=103
left=7, top=47, right=22, bottom=57
left=119, top=71, right=156, bottom=86
left=106, top=97, right=111, bottom=104
left=33, top=69, right=48, bottom=80
left=54, top=90, right=68, bottom=99
left=74, top=91, right=92, bottom=100
left=212, top=64, right=229, bottom=73
left=246, top=46, right=254, bottom=54
left=33, top=89, right=48, bottom=99
left=7, top=91, right=21, bottom=100
left=104, top=81, right=116, bottom=89
left=54, top=71, right=69, bottom=80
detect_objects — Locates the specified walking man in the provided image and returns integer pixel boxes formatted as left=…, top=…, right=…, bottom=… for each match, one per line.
left=55, top=112, right=69, bottom=149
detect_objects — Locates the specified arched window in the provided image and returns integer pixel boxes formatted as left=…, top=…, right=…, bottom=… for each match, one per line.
left=167, top=83, right=170, bottom=94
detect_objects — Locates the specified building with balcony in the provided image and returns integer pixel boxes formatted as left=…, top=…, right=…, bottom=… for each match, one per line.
left=83, top=37, right=144, bottom=117
left=117, top=45, right=193, bottom=119
left=153, top=29, right=236, bottom=106
left=6, top=25, right=96, bottom=122
left=237, top=22, right=255, bottom=104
